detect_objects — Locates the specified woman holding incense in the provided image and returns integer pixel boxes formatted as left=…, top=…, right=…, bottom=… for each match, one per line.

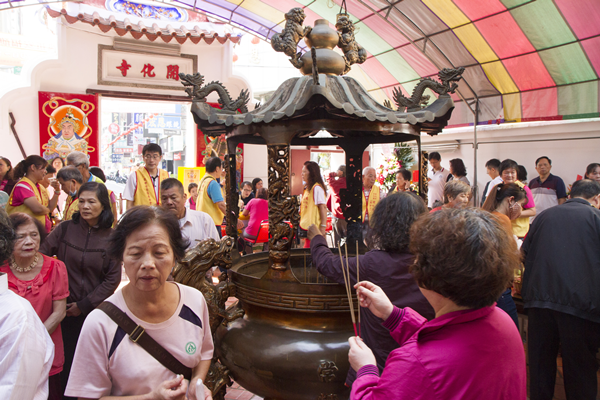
left=348, top=208, right=526, bottom=399
left=307, top=192, right=434, bottom=386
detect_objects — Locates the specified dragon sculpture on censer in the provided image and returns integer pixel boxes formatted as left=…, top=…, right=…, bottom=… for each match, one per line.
left=392, top=67, right=465, bottom=111
left=266, top=145, right=300, bottom=269
left=179, top=72, right=250, bottom=113
left=172, top=236, right=244, bottom=400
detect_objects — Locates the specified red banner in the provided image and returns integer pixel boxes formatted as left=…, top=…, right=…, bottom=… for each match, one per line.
left=38, top=92, right=99, bottom=167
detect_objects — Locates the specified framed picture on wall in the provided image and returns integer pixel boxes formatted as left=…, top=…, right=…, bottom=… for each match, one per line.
left=38, top=92, right=99, bottom=167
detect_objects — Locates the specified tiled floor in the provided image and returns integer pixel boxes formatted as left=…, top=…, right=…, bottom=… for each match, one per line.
left=224, top=382, right=263, bottom=400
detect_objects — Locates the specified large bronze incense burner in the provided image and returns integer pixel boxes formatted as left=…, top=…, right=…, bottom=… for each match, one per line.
left=176, top=9, right=462, bottom=400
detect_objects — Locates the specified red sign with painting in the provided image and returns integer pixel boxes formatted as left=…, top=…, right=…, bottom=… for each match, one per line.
left=38, top=92, right=99, bottom=167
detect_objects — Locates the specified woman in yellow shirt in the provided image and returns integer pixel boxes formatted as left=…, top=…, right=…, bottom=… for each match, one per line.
left=6, top=155, right=52, bottom=232
left=300, top=161, right=327, bottom=248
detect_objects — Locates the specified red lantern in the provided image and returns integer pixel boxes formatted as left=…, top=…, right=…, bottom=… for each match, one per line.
left=232, top=54, right=239, bottom=63
left=251, top=36, right=260, bottom=45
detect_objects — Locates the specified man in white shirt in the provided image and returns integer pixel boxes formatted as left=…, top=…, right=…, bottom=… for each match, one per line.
left=0, top=210, right=54, bottom=400
left=160, top=178, right=220, bottom=249
left=481, top=158, right=503, bottom=206
left=426, top=152, right=450, bottom=208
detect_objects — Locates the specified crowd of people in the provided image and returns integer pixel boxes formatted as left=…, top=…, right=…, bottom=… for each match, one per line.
left=303, top=152, right=600, bottom=400
left=0, top=145, right=226, bottom=400
left=1, top=143, right=599, bottom=400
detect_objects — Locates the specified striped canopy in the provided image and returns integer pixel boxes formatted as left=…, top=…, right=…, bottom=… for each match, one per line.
left=167, top=0, right=600, bottom=127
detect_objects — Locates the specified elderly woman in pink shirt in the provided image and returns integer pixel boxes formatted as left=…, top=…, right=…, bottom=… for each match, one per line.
left=349, top=208, right=526, bottom=400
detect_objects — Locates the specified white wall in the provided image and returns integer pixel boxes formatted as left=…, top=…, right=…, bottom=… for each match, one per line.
left=242, top=144, right=268, bottom=186
left=421, top=118, right=600, bottom=200
left=0, top=18, right=250, bottom=165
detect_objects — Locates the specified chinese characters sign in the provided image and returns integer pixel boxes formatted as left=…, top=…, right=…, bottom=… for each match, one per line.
left=166, top=65, right=179, bottom=80
left=99, top=45, right=196, bottom=90
left=147, top=115, right=181, bottom=129
left=116, top=59, right=131, bottom=76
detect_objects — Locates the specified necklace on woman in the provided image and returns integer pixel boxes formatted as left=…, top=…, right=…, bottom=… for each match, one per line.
left=11, top=253, right=39, bottom=273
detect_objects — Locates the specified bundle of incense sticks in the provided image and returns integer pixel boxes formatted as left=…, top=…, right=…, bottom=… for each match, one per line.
left=338, top=245, right=360, bottom=337
left=356, top=240, right=361, bottom=338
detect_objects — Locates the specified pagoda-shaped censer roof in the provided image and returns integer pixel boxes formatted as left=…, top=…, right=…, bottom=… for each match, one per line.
left=180, top=10, right=464, bottom=143
left=188, top=71, right=458, bottom=129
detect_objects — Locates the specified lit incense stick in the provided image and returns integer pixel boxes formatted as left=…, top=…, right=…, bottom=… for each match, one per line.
left=356, top=240, right=361, bottom=338
left=338, top=246, right=358, bottom=336
left=344, top=245, right=358, bottom=335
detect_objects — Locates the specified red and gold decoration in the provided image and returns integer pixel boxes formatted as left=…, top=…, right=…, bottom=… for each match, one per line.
left=196, top=102, right=244, bottom=189
left=39, top=92, right=99, bottom=166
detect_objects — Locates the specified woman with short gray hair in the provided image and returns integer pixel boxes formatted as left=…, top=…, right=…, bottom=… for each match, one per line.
left=430, top=180, right=471, bottom=212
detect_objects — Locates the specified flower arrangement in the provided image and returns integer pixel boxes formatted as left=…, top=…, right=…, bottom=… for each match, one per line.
left=376, top=143, right=415, bottom=192
left=377, top=157, right=401, bottom=192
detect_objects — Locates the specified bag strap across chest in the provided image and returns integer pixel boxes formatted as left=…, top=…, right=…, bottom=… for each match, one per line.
left=97, top=301, right=193, bottom=380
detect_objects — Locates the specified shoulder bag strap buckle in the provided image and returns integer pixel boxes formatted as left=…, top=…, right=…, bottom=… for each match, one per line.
left=129, top=325, right=145, bottom=343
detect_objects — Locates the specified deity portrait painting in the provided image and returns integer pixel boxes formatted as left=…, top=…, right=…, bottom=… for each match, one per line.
left=39, top=92, right=99, bottom=167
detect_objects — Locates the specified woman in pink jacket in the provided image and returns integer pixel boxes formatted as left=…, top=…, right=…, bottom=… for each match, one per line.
left=349, top=208, right=526, bottom=400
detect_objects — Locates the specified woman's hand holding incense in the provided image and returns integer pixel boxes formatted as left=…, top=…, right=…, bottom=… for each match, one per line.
left=348, top=336, right=376, bottom=372
left=354, top=281, right=394, bottom=321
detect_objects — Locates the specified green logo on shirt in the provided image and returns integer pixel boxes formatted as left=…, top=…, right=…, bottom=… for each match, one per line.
left=186, top=342, right=197, bottom=354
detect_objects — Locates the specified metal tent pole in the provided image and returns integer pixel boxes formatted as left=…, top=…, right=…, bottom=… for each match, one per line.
left=473, top=100, right=479, bottom=206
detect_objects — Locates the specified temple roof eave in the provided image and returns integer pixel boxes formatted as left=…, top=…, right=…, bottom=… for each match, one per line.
left=46, top=4, right=241, bottom=45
